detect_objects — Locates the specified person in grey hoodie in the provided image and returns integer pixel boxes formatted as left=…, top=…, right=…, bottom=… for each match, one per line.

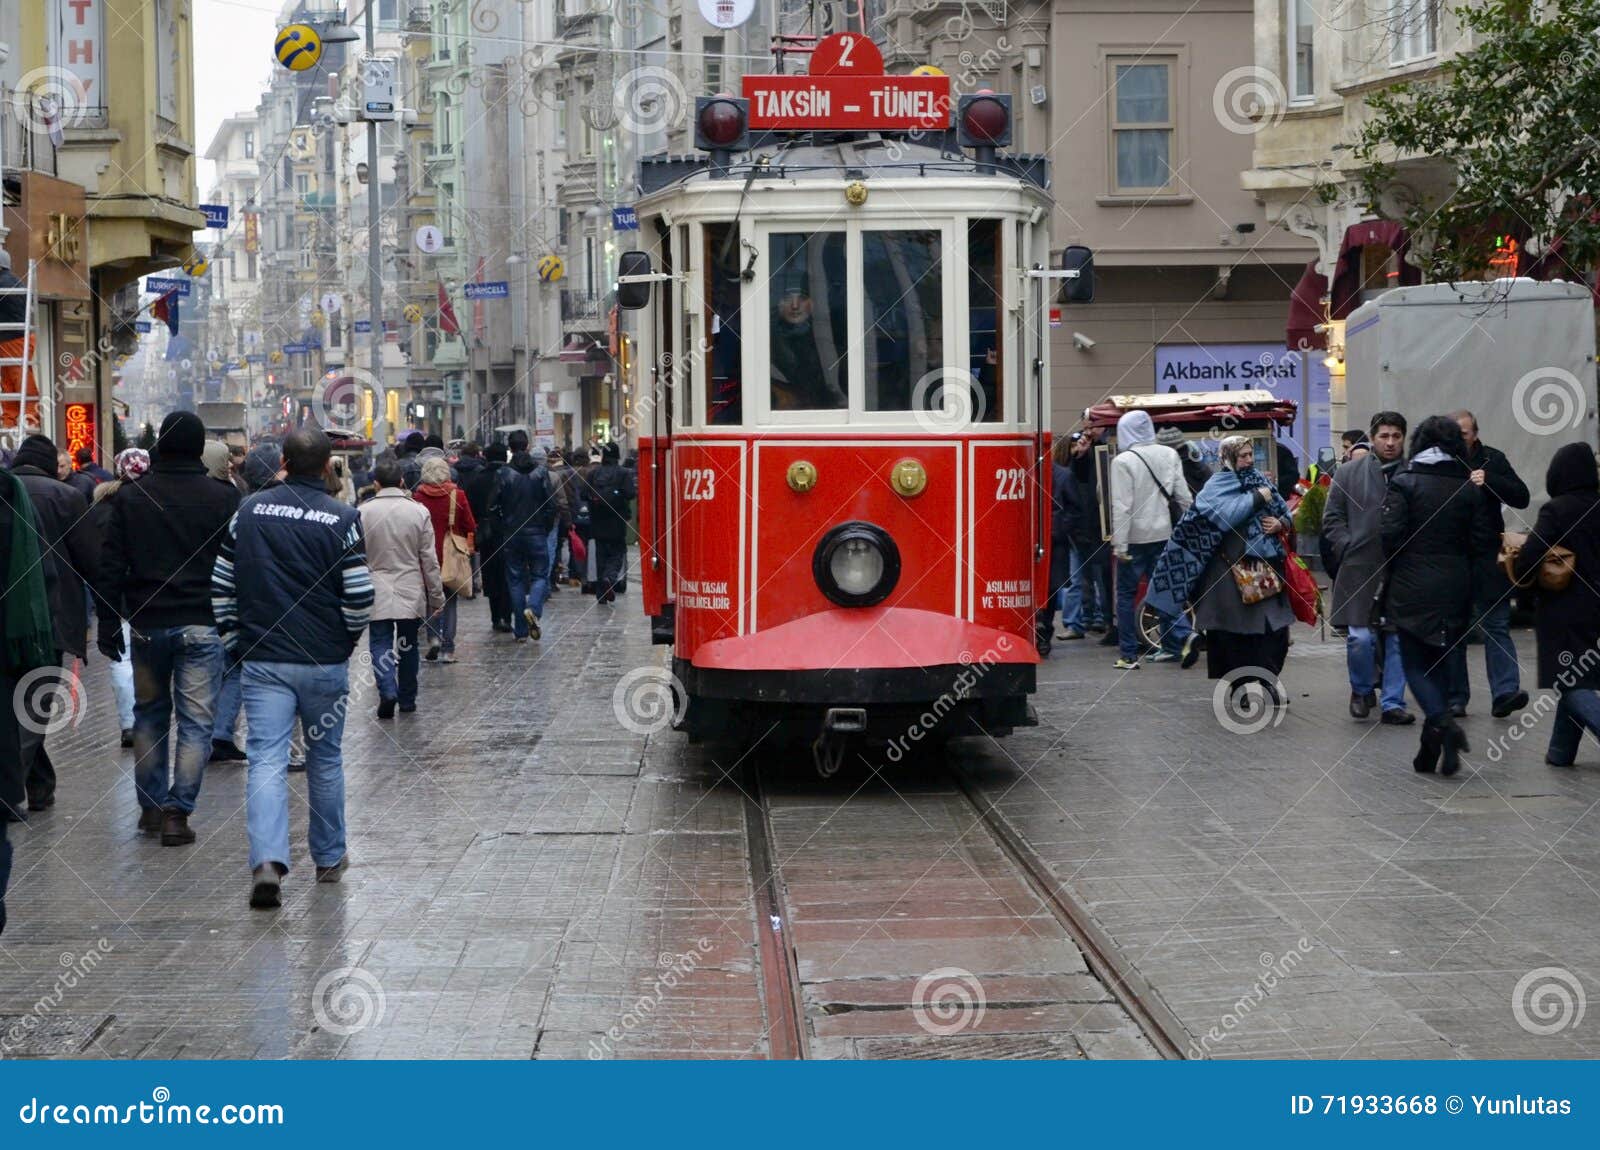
left=1108, top=409, right=1195, bottom=669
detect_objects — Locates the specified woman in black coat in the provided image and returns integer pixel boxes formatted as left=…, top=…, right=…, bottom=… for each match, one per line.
left=1380, top=416, right=1498, bottom=775
left=1512, top=443, right=1600, bottom=766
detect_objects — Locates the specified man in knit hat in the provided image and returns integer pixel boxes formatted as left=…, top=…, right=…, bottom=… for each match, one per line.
left=98, top=411, right=239, bottom=845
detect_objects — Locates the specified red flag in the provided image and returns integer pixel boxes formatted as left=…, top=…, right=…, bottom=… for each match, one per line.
left=151, top=291, right=180, bottom=336
left=437, top=282, right=461, bottom=335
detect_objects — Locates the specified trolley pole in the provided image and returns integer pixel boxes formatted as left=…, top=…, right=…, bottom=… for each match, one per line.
left=364, top=2, right=386, bottom=445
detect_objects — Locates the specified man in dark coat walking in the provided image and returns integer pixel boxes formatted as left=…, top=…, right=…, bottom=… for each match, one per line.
left=491, top=430, right=555, bottom=639
left=581, top=441, right=635, bottom=605
left=8, top=433, right=99, bottom=812
left=98, top=411, right=239, bottom=844
left=1450, top=410, right=1530, bottom=718
left=464, top=442, right=511, bottom=630
left=1323, top=412, right=1413, bottom=724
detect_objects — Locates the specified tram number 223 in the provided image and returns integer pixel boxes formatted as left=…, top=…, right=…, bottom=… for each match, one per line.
left=683, top=468, right=717, bottom=501
left=994, top=467, right=1027, bottom=501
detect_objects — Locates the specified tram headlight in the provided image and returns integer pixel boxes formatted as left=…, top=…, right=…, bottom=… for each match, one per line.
left=813, top=522, right=900, bottom=608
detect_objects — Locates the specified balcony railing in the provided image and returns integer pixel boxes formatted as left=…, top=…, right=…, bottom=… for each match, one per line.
left=560, top=289, right=603, bottom=321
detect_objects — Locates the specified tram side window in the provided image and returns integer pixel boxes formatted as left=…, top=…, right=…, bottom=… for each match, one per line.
left=705, top=222, right=743, bottom=425
left=968, top=219, right=1002, bottom=422
left=768, top=232, right=848, bottom=411
left=862, top=230, right=944, bottom=411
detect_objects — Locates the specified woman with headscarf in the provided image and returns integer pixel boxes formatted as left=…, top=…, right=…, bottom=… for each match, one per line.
left=86, top=448, right=150, bottom=748
left=1147, top=435, right=1293, bottom=707
left=1511, top=443, right=1600, bottom=766
left=413, top=454, right=476, bottom=663
left=1380, top=415, right=1498, bottom=776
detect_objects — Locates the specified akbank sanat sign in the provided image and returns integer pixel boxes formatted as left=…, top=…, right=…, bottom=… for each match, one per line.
left=1154, top=343, right=1332, bottom=466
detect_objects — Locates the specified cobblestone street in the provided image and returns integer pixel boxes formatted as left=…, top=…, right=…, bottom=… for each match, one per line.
left=2, top=558, right=1597, bottom=1060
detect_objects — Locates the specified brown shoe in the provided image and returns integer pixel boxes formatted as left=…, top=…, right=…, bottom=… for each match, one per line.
left=160, top=809, right=196, bottom=846
left=137, top=808, right=162, bottom=835
left=315, top=855, right=349, bottom=883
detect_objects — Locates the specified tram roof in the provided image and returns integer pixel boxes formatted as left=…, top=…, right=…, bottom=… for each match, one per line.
left=637, top=135, right=1050, bottom=200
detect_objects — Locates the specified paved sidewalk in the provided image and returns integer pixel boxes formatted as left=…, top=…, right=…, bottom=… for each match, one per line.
left=0, top=575, right=769, bottom=1059
left=969, top=623, right=1600, bottom=1058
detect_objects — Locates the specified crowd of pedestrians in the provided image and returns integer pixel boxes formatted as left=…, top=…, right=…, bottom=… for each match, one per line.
left=0, top=417, right=634, bottom=927
left=1042, top=404, right=1597, bottom=780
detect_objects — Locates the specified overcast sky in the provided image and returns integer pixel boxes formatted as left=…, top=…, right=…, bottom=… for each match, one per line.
left=194, top=0, right=283, bottom=190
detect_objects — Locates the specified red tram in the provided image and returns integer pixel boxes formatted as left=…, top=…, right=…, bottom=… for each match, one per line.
left=616, top=36, right=1088, bottom=767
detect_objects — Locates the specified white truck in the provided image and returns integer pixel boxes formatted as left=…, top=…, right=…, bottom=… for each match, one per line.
left=1342, top=278, right=1598, bottom=528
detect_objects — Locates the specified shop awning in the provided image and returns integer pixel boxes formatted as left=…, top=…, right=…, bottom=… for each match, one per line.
left=1286, top=261, right=1328, bottom=351
left=1284, top=220, right=1423, bottom=349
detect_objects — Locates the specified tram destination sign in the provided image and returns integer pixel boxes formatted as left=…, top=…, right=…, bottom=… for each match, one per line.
left=743, top=32, right=950, bottom=132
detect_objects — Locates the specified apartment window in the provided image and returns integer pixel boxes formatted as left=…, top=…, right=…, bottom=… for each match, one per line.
left=296, top=174, right=310, bottom=197
left=554, top=86, right=567, bottom=148
left=247, top=252, right=257, bottom=279
left=580, top=80, right=596, bottom=156
left=1287, top=0, right=1315, bottom=101
left=1109, top=58, right=1175, bottom=194
left=1388, top=0, right=1437, bottom=65
left=437, top=95, right=453, bottom=152
left=156, top=0, right=178, bottom=122
left=704, top=36, right=725, bottom=93
left=243, top=129, right=255, bottom=159
left=558, top=208, right=570, bottom=247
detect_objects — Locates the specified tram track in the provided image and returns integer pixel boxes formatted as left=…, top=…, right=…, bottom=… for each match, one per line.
left=741, top=753, right=1190, bottom=1060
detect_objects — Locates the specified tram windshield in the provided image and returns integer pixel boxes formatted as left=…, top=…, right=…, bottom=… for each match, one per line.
left=863, top=230, right=944, bottom=411
left=768, top=232, right=849, bottom=411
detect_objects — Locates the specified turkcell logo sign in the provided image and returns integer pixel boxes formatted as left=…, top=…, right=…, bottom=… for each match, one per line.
left=201, top=203, right=230, bottom=229
left=612, top=206, right=639, bottom=231
left=145, top=277, right=191, bottom=297
left=463, top=281, right=510, bottom=300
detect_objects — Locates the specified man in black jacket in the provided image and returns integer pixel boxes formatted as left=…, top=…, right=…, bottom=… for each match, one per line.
left=1063, top=430, right=1115, bottom=646
left=1450, top=410, right=1530, bottom=718
left=464, top=442, right=511, bottom=630
left=98, top=412, right=239, bottom=844
left=581, top=441, right=636, bottom=605
left=491, top=430, right=555, bottom=640
left=8, top=433, right=99, bottom=813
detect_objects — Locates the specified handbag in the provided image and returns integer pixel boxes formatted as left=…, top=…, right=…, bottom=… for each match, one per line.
left=1132, top=449, right=1184, bottom=526
left=1283, top=546, right=1321, bottom=625
left=441, top=490, right=475, bottom=598
left=1230, top=558, right=1283, bottom=605
left=1501, top=533, right=1577, bottom=593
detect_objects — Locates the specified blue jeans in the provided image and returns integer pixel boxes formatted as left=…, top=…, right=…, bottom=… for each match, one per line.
left=1398, top=633, right=1451, bottom=723
left=132, top=625, right=223, bottom=814
left=110, top=619, right=135, bottom=730
left=243, top=661, right=349, bottom=873
left=1448, top=597, right=1521, bottom=706
left=1116, top=540, right=1191, bottom=660
left=1547, top=689, right=1600, bottom=766
left=426, top=593, right=458, bottom=655
left=212, top=660, right=243, bottom=743
left=369, top=619, right=421, bottom=706
left=1347, top=626, right=1409, bottom=712
left=1067, top=544, right=1110, bottom=631
left=506, top=531, right=550, bottom=636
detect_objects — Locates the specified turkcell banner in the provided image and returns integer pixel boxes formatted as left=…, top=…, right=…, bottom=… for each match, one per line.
left=1155, top=342, right=1332, bottom=468
left=2, top=1062, right=1598, bottom=1144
